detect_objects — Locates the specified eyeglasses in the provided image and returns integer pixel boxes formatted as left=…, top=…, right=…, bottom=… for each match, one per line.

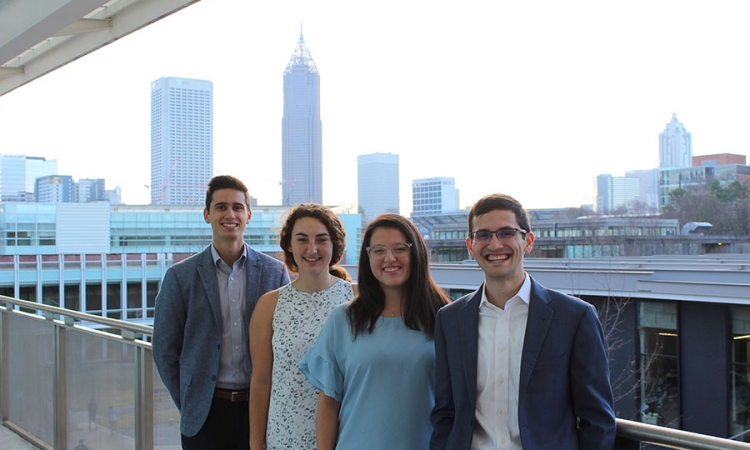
left=366, top=242, right=412, bottom=258
left=469, top=228, right=528, bottom=242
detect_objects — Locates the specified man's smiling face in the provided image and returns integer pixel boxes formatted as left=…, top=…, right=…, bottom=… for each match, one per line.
left=467, top=209, right=534, bottom=283
left=203, top=188, right=252, bottom=243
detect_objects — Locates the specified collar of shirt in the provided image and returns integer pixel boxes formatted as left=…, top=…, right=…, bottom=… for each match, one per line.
left=210, top=243, right=248, bottom=270
left=479, top=272, right=532, bottom=312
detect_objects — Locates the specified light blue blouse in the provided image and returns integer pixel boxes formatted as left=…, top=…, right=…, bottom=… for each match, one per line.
left=300, top=303, right=436, bottom=450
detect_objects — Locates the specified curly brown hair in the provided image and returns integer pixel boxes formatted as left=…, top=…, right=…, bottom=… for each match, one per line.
left=279, top=203, right=351, bottom=281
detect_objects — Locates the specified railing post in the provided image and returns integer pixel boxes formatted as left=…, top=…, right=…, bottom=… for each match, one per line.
left=135, top=346, right=154, bottom=449
left=1, top=305, right=8, bottom=423
left=54, top=322, right=68, bottom=449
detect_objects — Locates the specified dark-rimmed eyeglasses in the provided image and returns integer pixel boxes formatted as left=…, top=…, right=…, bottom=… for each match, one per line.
left=366, top=242, right=412, bottom=258
left=469, top=228, right=528, bottom=242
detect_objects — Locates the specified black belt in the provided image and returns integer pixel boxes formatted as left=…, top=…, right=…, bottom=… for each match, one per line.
left=214, top=389, right=249, bottom=402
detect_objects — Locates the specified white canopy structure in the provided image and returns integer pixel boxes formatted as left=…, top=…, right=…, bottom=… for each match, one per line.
left=0, top=0, right=201, bottom=96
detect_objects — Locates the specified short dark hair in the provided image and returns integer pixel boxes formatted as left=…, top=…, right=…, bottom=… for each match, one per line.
left=279, top=203, right=351, bottom=281
left=347, top=213, right=449, bottom=338
left=468, top=193, right=531, bottom=234
left=205, top=175, right=250, bottom=211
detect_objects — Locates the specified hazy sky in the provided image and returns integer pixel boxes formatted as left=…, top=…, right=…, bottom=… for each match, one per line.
left=1, top=0, right=749, bottom=212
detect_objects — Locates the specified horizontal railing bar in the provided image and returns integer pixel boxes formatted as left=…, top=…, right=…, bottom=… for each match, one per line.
left=0, top=295, right=153, bottom=337
left=616, top=418, right=750, bottom=449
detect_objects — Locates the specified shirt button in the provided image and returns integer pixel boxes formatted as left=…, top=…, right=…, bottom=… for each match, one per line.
left=233, top=322, right=238, bottom=327
left=234, top=345, right=239, bottom=350
left=498, top=377, right=504, bottom=384
left=501, top=437, right=507, bottom=444
left=498, top=409, right=504, bottom=415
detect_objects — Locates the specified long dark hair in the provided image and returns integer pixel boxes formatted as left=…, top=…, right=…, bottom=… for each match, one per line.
left=347, top=213, right=449, bottom=338
left=279, top=203, right=351, bottom=281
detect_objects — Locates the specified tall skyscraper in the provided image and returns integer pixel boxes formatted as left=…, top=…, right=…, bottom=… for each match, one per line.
left=0, top=154, right=57, bottom=201
left=659, top=113, right=692, bottom=169
left=358, top=153, right=400, bottom=223
left=150, top=77, right=213, bottom=206
left=281, top=32, right=322, bottom=206
left=412, top=177, right=460, bottom=215
left=593, top=174, right=639, bottom=214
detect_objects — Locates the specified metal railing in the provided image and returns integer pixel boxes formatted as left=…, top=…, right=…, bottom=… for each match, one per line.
left=1, top=295, right=749, bottom=450
left=0, top=295, right=178, bottom=450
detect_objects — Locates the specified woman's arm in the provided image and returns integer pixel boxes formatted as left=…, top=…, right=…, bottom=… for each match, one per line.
left=316, top=391, right=341, bottom=450
left=248, top=290, right=279, bottom=450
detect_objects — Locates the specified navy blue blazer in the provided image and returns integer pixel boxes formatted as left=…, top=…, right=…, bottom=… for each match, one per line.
left=152, top=244, right=289, bottom=437
left=430, top=277, right=616, bottom=450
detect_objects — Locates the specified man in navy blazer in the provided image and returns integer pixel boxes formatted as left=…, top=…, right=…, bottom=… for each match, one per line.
left=153, top=175, right=289, bottom=449
left=430, top=193, right=615, bottom=450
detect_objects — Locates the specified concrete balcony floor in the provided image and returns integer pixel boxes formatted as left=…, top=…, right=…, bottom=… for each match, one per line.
left=0, top=426, right=36, bottom=450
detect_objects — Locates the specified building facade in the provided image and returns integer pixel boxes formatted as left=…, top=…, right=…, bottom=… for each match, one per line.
left=659, top=164, right=750, bottom=207
left=0, top=201, right=362, bottom=321
left=34, top=175, right=76, bottom=203
left=412, top=209, right=749, bottom=262
left=594, top=174, right=640, bottom=214
left=412, top=177, right=460, bottom=216
left=625, top=168, right=660, bottom=213
left=357, top=152, right=399, bottom=223
left=0, top=154, right=57, bottom=201
left=693, top=153, right=747, bottom=167
left=281, top=32, right=322, bottom=206
left=150, top=77, right=213, bottom=206
left=77, top=178, right=106, bottom=203
left=659, top=113, right=692, bottom=169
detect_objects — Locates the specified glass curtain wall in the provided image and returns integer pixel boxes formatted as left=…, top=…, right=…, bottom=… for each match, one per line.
left=731, top=306, right=750, bottom=441
left=638, top=301, right=680, bottom=428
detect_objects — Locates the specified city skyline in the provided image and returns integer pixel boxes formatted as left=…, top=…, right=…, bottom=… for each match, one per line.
left=1, top=1, right=749, bottom=213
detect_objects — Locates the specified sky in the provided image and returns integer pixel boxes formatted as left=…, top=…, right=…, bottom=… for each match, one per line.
left=1, top=0, right=749, bottom=213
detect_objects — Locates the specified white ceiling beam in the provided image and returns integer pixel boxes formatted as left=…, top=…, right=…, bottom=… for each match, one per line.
left=0, top=0, right=202, bottom=97
left=53, top=19, right=112, bottom=37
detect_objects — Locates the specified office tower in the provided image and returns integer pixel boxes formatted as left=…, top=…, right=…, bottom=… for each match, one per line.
left=0, top=154, right=57, bottom=201
left=358, top=153, right=400, bottom=223
left=594, top=174, right=639, bottom=214
left=281, top=32, right=322, bottom=206
left=659, top=113, right=692, bottom=169
left=78, top=178, right=106, bottom=202
left=150, top=77, right=213, bottom=206
left=35, top=175, right=76, bottom=203
left=625, top=169, right=660, bottom=213
left=412, top=177, right=460, bottom=215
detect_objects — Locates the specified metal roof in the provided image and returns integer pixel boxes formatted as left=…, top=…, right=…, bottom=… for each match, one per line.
left=0, top=0, right=201, bottom=97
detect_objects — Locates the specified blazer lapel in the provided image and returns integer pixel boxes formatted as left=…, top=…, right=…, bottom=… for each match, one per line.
left=197, top=246, right=223, bottom=332
left=459, top=287, right=482, bottom=410
left=519, top=278, right=554, bottom=393
left=243, top=244, right=263, bottom=317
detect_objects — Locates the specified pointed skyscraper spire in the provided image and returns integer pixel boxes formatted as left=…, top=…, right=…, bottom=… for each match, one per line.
left=285, top=27, right=318, bottom=74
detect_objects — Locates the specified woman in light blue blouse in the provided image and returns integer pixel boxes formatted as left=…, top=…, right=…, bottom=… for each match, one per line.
left=300, top=213, right=450, bottom=450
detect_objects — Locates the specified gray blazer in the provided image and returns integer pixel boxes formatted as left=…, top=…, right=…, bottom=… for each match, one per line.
left=430, top=277, right=616, bottom=450
left=152, top=244, right=290, bottom=437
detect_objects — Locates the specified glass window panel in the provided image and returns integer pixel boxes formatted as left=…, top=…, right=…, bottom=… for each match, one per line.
left=638, top=301, right=679, bottom=429
left=731, top=306, right=750, bottom=441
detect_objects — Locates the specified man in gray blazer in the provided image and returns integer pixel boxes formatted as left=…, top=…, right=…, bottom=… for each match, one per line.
left=430, top=193, right=615, bottom=450
left=153, top=175, right=289, bottom=449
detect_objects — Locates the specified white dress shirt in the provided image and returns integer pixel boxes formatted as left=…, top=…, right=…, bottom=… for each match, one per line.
left=211, top=244, right=249, bottom=390
left=471, top=274, right=531, bottom=450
